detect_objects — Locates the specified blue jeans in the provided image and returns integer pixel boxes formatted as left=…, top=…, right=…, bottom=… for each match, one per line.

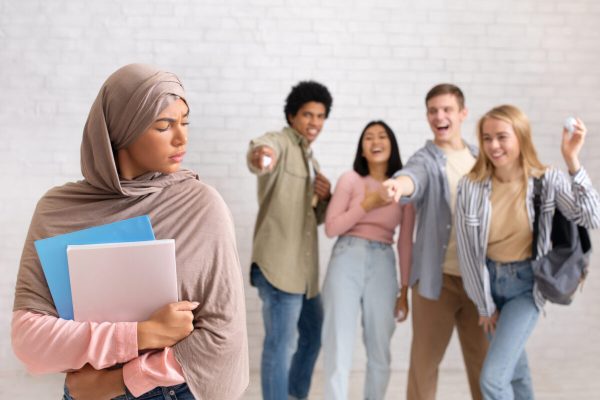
left=63, top=382, right=194, bottom=400
left=481, top=259, right=540, bottom=400
left=322, top=236, right=398, bottom=400
left=251, top=264, right=323, bottom=400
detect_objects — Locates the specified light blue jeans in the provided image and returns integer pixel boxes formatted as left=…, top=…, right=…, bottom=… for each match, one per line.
left=322, top=236, right=398, bottom=400
left=481, top=258, right=540, bottom=400
left=251, top=264, right=323, bottom=400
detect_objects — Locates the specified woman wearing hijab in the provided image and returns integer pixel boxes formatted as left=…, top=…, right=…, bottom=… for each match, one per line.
left=11, top=64, right=249, bottom=399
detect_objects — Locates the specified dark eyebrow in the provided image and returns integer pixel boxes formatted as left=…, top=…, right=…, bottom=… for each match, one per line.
left=155, top=110, right=189, bottom=123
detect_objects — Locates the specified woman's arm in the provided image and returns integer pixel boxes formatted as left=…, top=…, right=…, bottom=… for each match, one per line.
left=325, top=173, right=366, bottom=237
left=455, top=179, right=495, bottom=317
left=65, top=349, right=185, bottom=399
left=561, top=117, right=585, bottom=175
left=551, top=167, right=600, bottom=230
left=12, top=310, right=137, bottom=374
left=122, top=348, right=186, bottom=396
left=395, top=202, right=415, bottom=322
left=554, top=118, right=600, bottom=228
left=12, top=301, right=197, bottom=374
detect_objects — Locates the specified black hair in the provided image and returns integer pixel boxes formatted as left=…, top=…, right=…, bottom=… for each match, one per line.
left=353, top=120, right=403, bottom=178
left=284, top=81, right=333, bottom=124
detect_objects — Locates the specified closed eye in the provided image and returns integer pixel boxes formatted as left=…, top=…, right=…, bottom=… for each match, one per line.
left=155, top=122, right=171, bottom=132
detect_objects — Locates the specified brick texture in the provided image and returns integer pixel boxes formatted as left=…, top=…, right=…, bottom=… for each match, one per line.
left=2, top=0, right=600, bottom=396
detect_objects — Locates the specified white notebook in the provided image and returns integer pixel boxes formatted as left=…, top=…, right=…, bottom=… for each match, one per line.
left=67, top=239, right=178, bottom=322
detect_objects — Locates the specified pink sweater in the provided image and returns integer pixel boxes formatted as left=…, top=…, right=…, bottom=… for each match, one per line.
left=325, top=171, right=415, bottom=285
left=11, top=310, right=185, bottom=397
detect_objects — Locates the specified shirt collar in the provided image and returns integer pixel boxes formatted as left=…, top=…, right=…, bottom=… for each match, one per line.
left=283, top=126, right=309, bottom=148
left=425, top=139, right=478, bottom=159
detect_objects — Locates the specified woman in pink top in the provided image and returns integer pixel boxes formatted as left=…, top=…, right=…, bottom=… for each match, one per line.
left=11, top=64, right=248, bottom=400
left=322, top=120, right=415, bottom=400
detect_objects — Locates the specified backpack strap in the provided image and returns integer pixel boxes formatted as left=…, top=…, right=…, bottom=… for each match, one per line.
left=532, top=177, right=543, bottom=259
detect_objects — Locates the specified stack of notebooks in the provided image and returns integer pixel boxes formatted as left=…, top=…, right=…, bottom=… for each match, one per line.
left=34, top=215, right=178, bottom=322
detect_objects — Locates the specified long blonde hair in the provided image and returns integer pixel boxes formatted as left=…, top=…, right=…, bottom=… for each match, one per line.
left=468, top=104, right=546, bottom=183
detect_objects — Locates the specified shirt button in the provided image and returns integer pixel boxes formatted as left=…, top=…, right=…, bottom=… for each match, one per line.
left=446, top=225, right=451, bottom=229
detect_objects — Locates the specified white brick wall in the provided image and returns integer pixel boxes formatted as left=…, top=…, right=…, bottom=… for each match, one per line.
left=2, top=0, right=600, bottom=396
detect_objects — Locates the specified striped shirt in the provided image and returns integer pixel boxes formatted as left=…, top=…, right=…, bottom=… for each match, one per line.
left=455, top=167, right=600, bottom=317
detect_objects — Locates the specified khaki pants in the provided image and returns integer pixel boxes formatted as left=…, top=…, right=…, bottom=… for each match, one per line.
left=407, top=274, right=488, bottom=400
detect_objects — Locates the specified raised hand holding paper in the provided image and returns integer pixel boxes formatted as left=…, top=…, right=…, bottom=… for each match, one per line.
left=564, top=116, right=577, bottom=134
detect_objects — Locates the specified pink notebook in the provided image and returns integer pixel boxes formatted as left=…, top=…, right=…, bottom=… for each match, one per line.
left=67, top=239, right=178, bottom=322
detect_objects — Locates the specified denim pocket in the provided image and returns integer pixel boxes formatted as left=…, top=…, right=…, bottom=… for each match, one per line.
left=331, top=238, right=349, bottom=257
left=516, top=265, right=534, bottom=282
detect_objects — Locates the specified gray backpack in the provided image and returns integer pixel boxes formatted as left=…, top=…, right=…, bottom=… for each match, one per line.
left=532, top=177, right=592, bottom=305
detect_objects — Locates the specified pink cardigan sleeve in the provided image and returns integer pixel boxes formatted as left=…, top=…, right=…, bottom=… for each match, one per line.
left=397, top=203, right=415, bottom=286
left=11, top=310, right=138, bottom=373
left=12, top=310, right=185, bottom=396
left=325, top=173, right=366, bottom=238
left=123, top=348, right=185, bottom=397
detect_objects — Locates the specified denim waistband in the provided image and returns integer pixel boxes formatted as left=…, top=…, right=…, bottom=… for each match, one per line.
left=65, top=382, right=189, bottom=400
left=337, top=235, right=391, bottom=249
left=486, top=258, right=532, bottom=274
left=116, top=383, right=189, bottom=400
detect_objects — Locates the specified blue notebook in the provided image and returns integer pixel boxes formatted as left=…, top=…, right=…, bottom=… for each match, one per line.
left=34, top=215, right=155, bottom=320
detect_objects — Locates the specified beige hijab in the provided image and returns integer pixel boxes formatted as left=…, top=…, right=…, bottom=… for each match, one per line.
left=13, top=64, right=249, bottom=399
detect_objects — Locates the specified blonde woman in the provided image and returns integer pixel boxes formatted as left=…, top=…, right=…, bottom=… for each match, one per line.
left=455, top=105, right=600, bottom=399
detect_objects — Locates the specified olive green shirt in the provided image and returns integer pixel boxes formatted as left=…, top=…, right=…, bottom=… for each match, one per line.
left=247, top=127, right=329, bottom=298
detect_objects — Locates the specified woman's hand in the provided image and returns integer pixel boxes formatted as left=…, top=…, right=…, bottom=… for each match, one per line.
left=137, top=301, right=199, bottom=351
left=65, top=364, right=125, bottom=400
left=394, top=286, right=409, bottom=322
left=361, top=184, right=392, bottom=212
left=479, top=311, right=498, bottom=335
left=561, top=117, right=586, bottom=174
